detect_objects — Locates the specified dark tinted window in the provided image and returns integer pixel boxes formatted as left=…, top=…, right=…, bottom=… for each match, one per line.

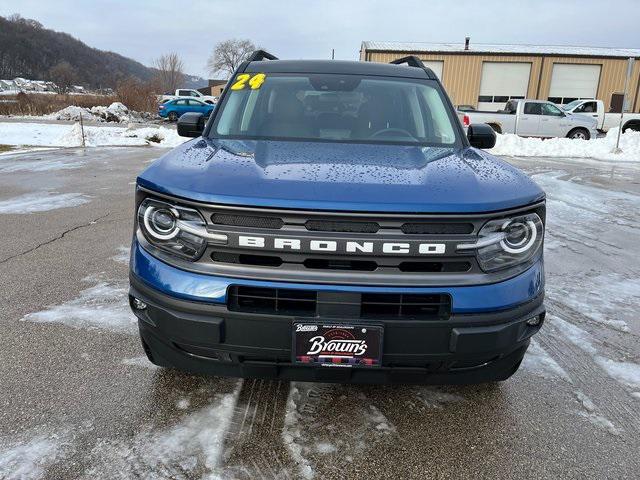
left=478, top=95, right=492, bottom=103
left=524, top=103, right=542, bottom=115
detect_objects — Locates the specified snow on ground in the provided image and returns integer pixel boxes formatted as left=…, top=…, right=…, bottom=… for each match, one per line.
left=0, top=121, right=185, bottom=148
left=0, top=155, right=85, bottom=173
left=573, top=391, right=622, bottom=436
left=121, top=356, right=158, bottom=370
left=414, top=387, right=465, bottom=408
left=521, top=339, right=572, bottom=382
left=111, top=246, right=130, bottom=265
left=0, top=192, right=90, bottom=214
left=547, top=273, right=639, bottom=333
left=22, top=278, right=136, bottom=334
left=82, top=382, right=241, bottom=479
left=552, top=315, right=640, bottom=398
left=0, top=429, right=70, bottom=480
left=594, top=357, right=640, bottom=391
left=489, top=128, right=640, bottom=162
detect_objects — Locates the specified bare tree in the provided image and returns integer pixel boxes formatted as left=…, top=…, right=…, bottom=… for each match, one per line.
left=154, top=53, right=184, bottom=94
left=48, top=61, right=76, bottom=93
left=207, top=39, right=258, bottom=79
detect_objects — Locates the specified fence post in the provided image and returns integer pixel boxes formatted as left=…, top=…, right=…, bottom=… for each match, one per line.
left=79, top=111, right=86, bottom=147
left=613, top=57, right=634, bottom=153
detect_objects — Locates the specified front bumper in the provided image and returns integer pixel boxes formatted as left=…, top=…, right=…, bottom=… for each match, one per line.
left=129, top=242, right=545, bottom=384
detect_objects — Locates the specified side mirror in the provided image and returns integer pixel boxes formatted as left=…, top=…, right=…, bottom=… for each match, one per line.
left=467, top=123, right=496, bottom=149
left=177, top=112, right=205, bottom=138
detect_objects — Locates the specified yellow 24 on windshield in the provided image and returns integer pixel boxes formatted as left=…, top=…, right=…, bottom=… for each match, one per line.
left=230, top=73, right=266, bottom=91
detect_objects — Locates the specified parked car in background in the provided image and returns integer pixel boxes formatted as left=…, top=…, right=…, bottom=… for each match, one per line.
left=561, top=99, right=640, bottom=133
left=159, top=88, right=217, bottom=104
left=459, top=99, right=598, bottom=139
left=158, top=98, right=215, bottom=121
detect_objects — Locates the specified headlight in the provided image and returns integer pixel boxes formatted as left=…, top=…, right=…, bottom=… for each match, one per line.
left=458, top=212, right=544, bottom=272
left=138, top=198, right=226, bottom=260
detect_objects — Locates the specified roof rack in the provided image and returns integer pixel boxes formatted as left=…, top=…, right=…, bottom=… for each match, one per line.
left=389, top=55, right=437, bottom=79
left=246, top=50, right=279, bottom=62
left=389, top=55, right=425, bottom=68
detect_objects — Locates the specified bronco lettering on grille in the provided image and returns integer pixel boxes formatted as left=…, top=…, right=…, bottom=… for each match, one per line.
left=237, top=235, right=446, bottom=255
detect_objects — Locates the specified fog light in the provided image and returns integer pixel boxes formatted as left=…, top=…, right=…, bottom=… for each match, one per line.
left=526, top=315, right=541, bottom=326
left=133, top=298, right=147, bottom=310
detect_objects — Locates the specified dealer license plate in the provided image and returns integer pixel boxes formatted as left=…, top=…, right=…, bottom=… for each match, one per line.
left=293, top=323, right=383, bottom=367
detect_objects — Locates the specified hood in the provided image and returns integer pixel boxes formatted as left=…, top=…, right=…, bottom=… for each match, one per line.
left=137, top=138, right=545, bottom=213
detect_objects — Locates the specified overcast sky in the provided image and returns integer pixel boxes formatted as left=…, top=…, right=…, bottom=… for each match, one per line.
left=2, top=0, right=639, bottom=78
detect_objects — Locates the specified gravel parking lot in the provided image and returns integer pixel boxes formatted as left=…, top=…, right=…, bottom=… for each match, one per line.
left=1, top=146, right=639, bottom=479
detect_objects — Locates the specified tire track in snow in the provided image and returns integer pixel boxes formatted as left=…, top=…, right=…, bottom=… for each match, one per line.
left=221, top=379, right=294, bottom=479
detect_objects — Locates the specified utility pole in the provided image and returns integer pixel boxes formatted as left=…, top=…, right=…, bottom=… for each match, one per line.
left=613, top=57, right=635, bottom=153
left=331, top=49, right=335, bottom=60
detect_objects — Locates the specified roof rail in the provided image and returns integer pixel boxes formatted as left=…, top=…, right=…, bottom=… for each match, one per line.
left=246, top=50, right=279, bottom=62
left=389, top=55, right=437, bottom=79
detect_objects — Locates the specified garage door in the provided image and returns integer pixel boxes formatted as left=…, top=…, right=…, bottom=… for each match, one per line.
left=423, top=60, right=443, bottom=80
left=548, top=64, right=601, bottom=105
left=478, top=62, right=531, bottom=111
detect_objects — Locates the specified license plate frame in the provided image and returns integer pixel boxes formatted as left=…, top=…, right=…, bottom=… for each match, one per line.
left=292, top=322, right=383, bottom=368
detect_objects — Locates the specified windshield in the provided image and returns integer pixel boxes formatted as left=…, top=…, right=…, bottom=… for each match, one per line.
left=561, top=100, right=582, bottom=111
left=210, top=73, right=460, bottom=146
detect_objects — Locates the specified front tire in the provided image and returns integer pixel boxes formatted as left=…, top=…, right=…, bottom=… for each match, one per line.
left=167, top=111, right=179, bottom=122
left=567, top=127, right=590, bottom=140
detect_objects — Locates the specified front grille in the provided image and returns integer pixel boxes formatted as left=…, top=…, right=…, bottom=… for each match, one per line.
left=211, top=213, right=284, bottom=229
left=305, top=220, right=379, bottom=233
left=143, top=197, right=546, bottom=286
left=401, top=222, right=474, bottom=234
left=228, top=286, right=451, bottom=320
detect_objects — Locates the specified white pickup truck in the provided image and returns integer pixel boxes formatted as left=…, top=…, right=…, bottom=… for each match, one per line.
left=459, top=99, right=598, bottom=139
left=561, top=99, right=640, bottom=133
left=159, top=89, right=217, bottom=104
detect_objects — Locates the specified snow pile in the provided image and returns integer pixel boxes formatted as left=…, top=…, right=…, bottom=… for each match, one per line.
left=90, top=102, right=131, bottom=122
left=45, top=102, right=144, bottom=123
left=46, top=105, right=95, bottom=122
left=61, top=123, right=184, bottom=147
left=122, top=126, right=184, bottom=147
left=0, top=121, right=186, bottom=148
left=489, top=128, right=640, bottom=162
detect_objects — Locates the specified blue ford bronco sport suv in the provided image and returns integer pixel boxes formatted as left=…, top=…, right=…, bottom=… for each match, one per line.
left=129, top=51, right=545, bottom=384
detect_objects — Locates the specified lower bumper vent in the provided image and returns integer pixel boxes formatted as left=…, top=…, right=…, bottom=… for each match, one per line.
left=228, top=286, right=451, bottom=320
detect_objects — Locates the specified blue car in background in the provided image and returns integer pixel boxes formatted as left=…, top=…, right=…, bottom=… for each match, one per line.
left=159, top=98, right=215, bottom=121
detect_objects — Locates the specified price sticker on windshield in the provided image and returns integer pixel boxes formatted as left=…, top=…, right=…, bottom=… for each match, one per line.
left=230, top=73, right=266, bottom=90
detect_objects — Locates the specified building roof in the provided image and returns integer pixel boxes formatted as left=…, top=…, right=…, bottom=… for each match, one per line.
left=361, top=41, right=640, bottom=59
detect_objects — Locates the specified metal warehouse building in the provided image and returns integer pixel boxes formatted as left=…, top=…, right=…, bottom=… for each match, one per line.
left=360, top=41, right=640, bottom=112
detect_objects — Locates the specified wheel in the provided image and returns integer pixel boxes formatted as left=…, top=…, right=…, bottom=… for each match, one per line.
left=622, top=121, right=640, bottom=133
left=167, top=111, right=179, bottom=122
left=487, top=123, right=502, bottom=134
left=567, top=127, right=590, bottom=140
